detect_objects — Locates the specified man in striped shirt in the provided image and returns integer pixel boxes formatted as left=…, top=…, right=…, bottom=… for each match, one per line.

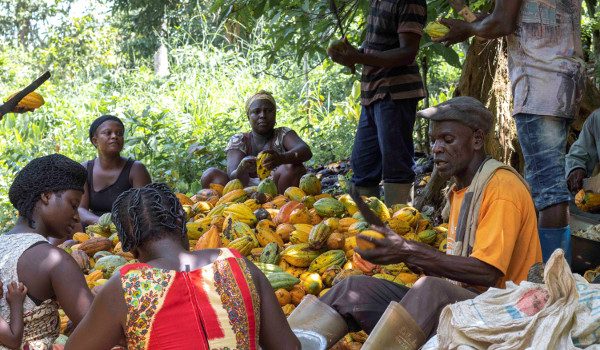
left=328, top=0, right=427, bottom=206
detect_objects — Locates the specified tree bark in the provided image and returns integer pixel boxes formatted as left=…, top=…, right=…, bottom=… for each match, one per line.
left=154, top=5, right=170, bottom=77
left=16, top=1, right=30, bottom=47
left=415, top=167, right=445, bottom=212
left=416, top=33, right=600, bottom=219
left=454, top=38, right=522, bottom=170
left=416, top=54, right=430, bottom=154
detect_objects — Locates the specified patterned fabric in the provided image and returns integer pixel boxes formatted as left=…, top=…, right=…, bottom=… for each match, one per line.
left=0, top=233, right=60, bottom=350
left=224, top=127, right=291, bottom=156
left=245, top=91, right=276, bottom=114
left=507, top=0, right=585, bottom=118
left=360, top=0, right=427, bottom=106
left=122, top=267, right=175, bottom=348
left=120, top=248, right=260, bottom=350
left=21, top=300, right=60, bottom=350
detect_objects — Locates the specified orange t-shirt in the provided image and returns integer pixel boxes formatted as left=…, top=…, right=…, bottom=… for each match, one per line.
left=447, top=169, right=542, bottom=289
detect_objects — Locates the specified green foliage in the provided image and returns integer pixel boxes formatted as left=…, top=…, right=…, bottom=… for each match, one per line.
left=0, top=0, right=475, bottom=232
left=0, top=0, right=72, bottom=46
left=211, top=0, right=369, bottom=69
left=0, top=15, right=361, bottom=229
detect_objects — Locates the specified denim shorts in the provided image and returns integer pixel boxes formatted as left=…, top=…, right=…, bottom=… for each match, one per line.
left=514, top=114, right=571, bottom=210
left=350, top=95, right=418, bottom=186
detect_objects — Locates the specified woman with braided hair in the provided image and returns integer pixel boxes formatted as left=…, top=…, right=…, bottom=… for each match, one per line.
left=201, top=90, right=312, bottom=193
left=66, top=183, right=300, bottom=350
left=77, top=115, right=151, bottom=229
left=0, top=154, right=94, bottom=349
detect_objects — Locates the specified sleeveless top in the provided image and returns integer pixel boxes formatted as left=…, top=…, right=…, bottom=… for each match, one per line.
left=0, top=234, right=60, bottom=350
left=87, top=158, right=134, bottom=216
left=120, top=248, right=260, bottom=350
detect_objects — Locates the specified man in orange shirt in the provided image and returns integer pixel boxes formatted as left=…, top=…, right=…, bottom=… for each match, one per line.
left=288, top=97, right=542, bottom=349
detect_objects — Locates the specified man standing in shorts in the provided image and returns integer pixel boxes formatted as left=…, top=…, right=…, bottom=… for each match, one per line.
left=327, top=0, right=427, bottom=206
left=433, top=0, right=585, bottom=262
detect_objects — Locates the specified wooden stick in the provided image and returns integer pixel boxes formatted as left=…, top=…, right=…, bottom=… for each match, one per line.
left=0, top=71, right=51, bottom=118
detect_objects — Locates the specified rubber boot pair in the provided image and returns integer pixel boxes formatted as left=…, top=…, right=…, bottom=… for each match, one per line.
left=288, top=296, right=426, bottom=350
left=362, top=301, right=426, bottom=350
left=538, top=226, right=571, bottom=265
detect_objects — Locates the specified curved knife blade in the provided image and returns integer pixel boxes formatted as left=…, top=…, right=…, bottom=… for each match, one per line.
left=349, top=184, right=385, bottom=227
left=0, top=71, right=51, bottom=117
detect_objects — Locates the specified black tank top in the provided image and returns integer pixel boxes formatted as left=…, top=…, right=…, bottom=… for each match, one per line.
left=87, top=158, right=134, bottom=216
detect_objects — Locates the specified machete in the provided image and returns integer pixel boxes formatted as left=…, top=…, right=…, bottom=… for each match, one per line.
left=0, top=71, right=51, bottom=118
left=349, top=184, right=385, bottom=228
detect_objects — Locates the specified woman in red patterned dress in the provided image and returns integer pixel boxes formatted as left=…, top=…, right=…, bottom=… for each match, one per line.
left=65, top=183, right=300, bottom=350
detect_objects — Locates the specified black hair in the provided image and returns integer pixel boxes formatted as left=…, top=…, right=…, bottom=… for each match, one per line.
left=8, top=154, right=87, bottom=227
left=111, top=183, right=187, bottom=252
left=89, top=115, right=124, bottom=145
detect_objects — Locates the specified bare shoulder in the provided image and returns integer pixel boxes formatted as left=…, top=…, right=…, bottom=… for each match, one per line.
left=99, top=272, right=125, bottom=303
left=131, top=160, right=148, bottom=171
left=129, top=160, right=151, bottom=186
left=19, top=241, right=75, bottom=270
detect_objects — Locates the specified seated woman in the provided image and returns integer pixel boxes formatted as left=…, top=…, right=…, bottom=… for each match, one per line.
left=1, top=154, right=94, bottom=348
left=65, top=183, right=301, bottom=350
left=201, top=91, right=312, bottom=193
left=78, top=115, right=151, bottom=227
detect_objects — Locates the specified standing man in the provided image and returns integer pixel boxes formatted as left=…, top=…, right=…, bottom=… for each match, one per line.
left=327, top=0, right=427, bottom=206
left=434, top=0, right=585, bottom=263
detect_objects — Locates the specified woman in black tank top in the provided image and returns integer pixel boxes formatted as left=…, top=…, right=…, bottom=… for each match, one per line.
left=77, top=115, right=152, bottom=229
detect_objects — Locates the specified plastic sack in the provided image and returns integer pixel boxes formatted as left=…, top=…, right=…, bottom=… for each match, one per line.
left=427, top=250, right=600, bottom=349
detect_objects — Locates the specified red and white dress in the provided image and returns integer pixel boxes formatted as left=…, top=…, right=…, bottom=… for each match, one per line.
left=120, top=248, right=260, bottom=350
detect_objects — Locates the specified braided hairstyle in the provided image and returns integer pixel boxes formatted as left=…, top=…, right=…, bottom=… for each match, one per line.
left=9, top=154, right=87, bottom=227
left=111, top=183, right=187, bottom=252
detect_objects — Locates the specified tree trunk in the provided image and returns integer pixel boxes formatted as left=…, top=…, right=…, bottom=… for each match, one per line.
left=16, top=1, right=30, bottom=47
left=454, top=38, right=522, bottom=170
left=416, top=54, right=430, bottom=154
left=416, top=36, right=600, bottom=220
left=154, top=6, right=170, bottom=77
left=584, top=0, right=599, bottom=87
left=224, top=20, right=240, bottom=45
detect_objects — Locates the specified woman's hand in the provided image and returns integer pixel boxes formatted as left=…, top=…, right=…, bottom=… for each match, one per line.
left=261, top=150, right=284, bottom=170
left=237, top=156, right=257, bottom=173
left=11, top=105, right=34, bottom=114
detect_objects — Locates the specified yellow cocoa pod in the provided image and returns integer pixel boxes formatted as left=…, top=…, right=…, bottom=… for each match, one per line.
left=300, top=272, right=323, bottom=295
left=284, top=187, right=306, bottom=202
left=439, top=238, right=448, bottom=253
left=425, top=21, right=450, bottom=38
left=186, top=222, right=210, bottom=240
left=85, top=270, right=104, bottom=282
left=356, top=230, right=385, bottom=250
left=73, top=232, right=90, bottom=243
left=256, top=152, right=272, bottom=180
left=282, top=303, right=296, bottom=317
left=5, top=91, right=44, bottom=109
left=223, top=179, right=244, bottom=195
